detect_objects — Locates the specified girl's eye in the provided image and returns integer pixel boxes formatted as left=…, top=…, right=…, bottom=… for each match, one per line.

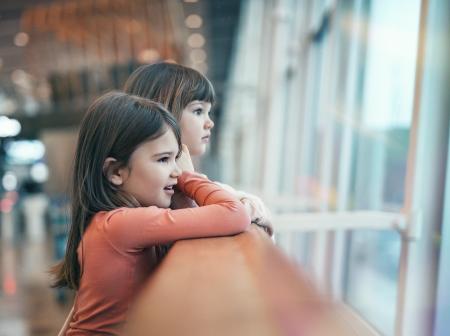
left=193, top=108, right=203, bottom=115
left=158, top=157, right=169, bottom=163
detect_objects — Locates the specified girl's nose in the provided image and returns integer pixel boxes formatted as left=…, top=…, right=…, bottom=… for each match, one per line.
left=171, top=162, right=182, bottom=177
left=205, top=117, right=214, bottom=130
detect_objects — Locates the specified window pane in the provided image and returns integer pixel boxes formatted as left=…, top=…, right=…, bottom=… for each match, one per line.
left=345, top=230, right=401, bottom=334
left=343, top=0, right=421, bottom=334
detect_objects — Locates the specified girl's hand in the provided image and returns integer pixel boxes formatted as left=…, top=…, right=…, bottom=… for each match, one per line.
left=240, top=197, right=274, bottom=237
left=176, top=144, right=195, bottom=173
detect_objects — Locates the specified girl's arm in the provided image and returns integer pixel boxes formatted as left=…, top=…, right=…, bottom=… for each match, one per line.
left=57, top=304, right=74, bottom=336
left=103, top=172, right=251, bottom=251
left=171, top=146, right=271, bottom=235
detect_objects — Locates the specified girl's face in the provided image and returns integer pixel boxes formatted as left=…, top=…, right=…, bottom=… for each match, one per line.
left=179, top=100, right=214, bottom=156
left=119, top=129, right=181, bottom=208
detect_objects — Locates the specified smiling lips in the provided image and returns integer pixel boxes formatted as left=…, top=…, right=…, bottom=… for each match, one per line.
left=163, top=184, right=175, bottom=195
left=201, top=135, right=210, bottom=143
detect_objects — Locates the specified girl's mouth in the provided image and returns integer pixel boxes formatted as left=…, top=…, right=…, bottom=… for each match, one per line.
left=163, top=185, right=175, bottom=195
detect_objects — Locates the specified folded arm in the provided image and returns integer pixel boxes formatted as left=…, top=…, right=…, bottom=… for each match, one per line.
left=103, top=172, right=251, bottom=252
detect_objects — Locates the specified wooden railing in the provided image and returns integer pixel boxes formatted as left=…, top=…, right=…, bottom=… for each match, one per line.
left=126, top=225, right=368, bottom=336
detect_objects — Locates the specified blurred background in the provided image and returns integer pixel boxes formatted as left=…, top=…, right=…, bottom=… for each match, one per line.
left=0, top=0, right=449, bottom=335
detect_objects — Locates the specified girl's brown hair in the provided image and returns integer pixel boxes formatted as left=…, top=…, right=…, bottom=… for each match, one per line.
left=123, top=62, right=215, bottom=120
left=52, top=91, right=181, bottom=289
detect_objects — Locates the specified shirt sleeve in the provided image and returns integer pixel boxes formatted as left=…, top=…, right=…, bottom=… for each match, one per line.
left=102, top=172, right=251, bottom=252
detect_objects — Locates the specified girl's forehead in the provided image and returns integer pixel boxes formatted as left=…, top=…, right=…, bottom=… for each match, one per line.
left=187, top=100, right=211, bottom=107
left=138, top=130, right=178, bottom=153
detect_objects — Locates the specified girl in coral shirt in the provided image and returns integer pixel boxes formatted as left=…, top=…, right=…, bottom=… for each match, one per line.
left=53, top=92, right=250, bottom=335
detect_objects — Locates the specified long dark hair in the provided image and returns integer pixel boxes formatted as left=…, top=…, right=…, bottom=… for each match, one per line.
left=123, top=62, right=215, bottom=120
left=51, top=91, right=181, bottom=289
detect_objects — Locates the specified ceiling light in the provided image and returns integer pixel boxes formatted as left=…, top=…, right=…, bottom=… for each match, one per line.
left=187, top=33, right=205, bottom=48
left=11, top=69, right=27, bottom=85
left=138, top=49, right=160, bottom=63
left=193, top=62, right=208, bottom=75
left=0, top=117, right=21, bottom=137
left=14, top=32, right=29, bottom=47
left=6, top=140, right=46, bottom=164
left=30, top=162, right=49, bottom=183
left=190, top=49, right=207, bottom=63
left=2, top=172, right=17, bottom=191
left=185, top=15, right=203, bottom=29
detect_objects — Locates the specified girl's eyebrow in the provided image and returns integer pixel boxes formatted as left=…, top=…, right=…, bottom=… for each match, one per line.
left=152, top=151, right=175, bottom=158
left=187, top=101, right=204, bottom=107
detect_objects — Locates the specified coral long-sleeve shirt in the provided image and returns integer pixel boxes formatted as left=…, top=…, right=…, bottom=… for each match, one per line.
left=66, top=172, right=250, bottom=335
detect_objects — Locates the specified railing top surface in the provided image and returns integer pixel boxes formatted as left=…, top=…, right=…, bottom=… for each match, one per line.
left=126, top=225, right=356, bottom=336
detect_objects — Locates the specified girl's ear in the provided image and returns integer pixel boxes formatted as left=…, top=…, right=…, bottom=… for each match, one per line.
left=103, top=157, right=125, bottom=186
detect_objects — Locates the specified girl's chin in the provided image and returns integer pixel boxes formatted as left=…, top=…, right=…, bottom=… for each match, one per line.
left=190, top=145, right=206, bottom=157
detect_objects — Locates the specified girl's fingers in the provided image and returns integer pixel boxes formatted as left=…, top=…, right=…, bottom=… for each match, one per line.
left=182, top=144, right=190, bottom=155
left=177, top=144, right=195, bottom=172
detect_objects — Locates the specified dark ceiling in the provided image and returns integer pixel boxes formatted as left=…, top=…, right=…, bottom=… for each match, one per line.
left=0, top=0, right=242, bottom=138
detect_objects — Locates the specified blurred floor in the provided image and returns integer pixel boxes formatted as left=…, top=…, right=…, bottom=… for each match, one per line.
left=0, top=234, right=73, bottom=336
